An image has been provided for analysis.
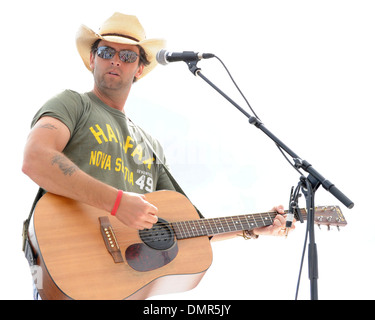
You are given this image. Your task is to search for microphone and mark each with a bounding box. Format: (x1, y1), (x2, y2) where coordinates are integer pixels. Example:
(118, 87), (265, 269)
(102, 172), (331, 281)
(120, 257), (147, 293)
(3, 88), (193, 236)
(156, 49), (215, 65)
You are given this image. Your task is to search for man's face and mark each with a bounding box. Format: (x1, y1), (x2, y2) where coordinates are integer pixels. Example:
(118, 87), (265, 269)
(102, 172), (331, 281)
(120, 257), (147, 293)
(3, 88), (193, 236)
(89, 40), (144, 93)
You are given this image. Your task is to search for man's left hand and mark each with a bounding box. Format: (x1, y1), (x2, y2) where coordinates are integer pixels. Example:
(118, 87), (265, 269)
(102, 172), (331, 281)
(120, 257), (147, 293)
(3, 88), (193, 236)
(253, 205), (296, 237)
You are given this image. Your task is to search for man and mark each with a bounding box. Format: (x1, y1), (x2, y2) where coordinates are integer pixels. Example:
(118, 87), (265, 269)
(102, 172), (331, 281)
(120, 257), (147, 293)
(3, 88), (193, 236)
(23, 13), (168, 231)
(22, 12), (294, 298)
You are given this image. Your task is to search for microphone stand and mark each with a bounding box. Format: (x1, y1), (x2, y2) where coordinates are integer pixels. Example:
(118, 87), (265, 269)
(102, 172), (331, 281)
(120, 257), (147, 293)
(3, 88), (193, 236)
(184, 60), (354, 300)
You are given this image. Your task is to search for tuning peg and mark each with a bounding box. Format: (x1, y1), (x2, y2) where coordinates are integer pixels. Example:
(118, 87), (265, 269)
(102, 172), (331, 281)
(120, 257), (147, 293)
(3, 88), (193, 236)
(327, 225), (331, 231)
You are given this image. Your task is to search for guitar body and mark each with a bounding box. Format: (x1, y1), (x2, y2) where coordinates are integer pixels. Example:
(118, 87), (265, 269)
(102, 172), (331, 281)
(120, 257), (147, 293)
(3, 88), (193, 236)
(28, 190), (213, 300)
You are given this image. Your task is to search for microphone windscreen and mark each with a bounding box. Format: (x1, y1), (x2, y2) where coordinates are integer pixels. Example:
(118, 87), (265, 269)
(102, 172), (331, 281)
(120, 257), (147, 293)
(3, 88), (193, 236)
(156, 49), (168, 65)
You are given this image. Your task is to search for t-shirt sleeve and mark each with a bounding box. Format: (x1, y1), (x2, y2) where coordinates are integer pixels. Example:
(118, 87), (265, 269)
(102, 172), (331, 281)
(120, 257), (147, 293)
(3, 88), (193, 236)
(31, 90), (85, 136)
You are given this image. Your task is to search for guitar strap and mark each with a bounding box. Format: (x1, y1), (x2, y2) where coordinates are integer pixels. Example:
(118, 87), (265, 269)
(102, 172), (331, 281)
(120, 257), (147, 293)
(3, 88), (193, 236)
(22, 187), (44, 265)
(134, 122), (204, 219)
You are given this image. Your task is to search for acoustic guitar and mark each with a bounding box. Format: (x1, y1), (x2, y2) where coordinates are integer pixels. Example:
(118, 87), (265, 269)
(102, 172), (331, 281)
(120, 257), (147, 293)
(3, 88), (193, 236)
(27, 190), (347, 300)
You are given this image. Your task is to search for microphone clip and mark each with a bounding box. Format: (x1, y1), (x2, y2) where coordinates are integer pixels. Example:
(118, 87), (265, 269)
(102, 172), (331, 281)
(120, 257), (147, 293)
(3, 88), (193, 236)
(288, 184), (304, 226)
(185, 59), (201, 76)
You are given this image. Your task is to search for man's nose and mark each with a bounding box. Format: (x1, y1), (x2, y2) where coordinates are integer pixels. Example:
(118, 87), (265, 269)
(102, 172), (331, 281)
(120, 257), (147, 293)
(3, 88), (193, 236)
(111, 53), (122, 67)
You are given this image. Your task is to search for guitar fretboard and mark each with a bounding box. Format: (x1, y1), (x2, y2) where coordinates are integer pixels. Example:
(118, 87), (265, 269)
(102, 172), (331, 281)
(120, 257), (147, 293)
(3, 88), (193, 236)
(171, 211), (288, 240)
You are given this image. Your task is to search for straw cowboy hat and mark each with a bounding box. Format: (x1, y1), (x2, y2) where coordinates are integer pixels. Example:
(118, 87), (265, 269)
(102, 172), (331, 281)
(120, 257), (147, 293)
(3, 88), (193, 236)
(76, 12), (166, 79)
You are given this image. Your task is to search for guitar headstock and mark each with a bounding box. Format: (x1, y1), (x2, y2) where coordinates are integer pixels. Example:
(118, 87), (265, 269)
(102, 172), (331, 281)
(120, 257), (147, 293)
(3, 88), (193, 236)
(295, 205), (347, 230)
(314, 205), (347, 230)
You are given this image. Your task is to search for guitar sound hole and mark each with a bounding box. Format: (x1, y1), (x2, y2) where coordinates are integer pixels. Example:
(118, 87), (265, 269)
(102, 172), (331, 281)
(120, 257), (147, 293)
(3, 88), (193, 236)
(139, 218), (175, 250)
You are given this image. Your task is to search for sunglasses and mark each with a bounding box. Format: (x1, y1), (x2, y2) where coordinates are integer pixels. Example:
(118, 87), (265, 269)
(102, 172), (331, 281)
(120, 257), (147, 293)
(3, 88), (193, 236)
(96, 46), (139, 63)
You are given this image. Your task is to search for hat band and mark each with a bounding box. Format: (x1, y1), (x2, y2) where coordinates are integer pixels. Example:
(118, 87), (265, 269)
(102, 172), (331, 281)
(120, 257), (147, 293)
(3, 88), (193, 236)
(101, 33), (140, 43)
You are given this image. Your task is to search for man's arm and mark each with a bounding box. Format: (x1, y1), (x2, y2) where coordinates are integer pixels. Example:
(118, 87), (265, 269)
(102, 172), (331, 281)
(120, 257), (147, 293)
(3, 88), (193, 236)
(22, 116), (158, 230)
(211, 205), (294, 242)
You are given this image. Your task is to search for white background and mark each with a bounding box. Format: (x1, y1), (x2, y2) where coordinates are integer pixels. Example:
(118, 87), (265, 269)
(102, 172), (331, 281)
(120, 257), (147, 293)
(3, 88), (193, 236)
(1, 0), (374, 300)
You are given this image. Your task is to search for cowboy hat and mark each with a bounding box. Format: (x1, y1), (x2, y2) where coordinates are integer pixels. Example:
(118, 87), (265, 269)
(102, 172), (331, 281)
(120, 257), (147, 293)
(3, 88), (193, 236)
(76, 12), (166, 79)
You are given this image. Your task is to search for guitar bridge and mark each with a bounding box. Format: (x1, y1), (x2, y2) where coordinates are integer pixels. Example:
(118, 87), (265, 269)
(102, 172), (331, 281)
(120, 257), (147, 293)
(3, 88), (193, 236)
(99, 216), (124, 263)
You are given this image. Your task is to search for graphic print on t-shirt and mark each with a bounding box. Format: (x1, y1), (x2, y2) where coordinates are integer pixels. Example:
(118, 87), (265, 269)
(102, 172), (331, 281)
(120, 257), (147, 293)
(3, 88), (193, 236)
(88, 122), (157, 193)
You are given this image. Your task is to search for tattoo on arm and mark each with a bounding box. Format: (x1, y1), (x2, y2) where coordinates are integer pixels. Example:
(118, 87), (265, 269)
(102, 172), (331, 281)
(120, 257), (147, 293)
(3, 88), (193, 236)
(51, 155), (78, 176)
(36, 123), (58, 130)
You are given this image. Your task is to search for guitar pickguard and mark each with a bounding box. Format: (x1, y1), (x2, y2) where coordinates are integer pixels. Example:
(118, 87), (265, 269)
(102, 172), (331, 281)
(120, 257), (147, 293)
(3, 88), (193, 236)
(125, 217), (178, 272)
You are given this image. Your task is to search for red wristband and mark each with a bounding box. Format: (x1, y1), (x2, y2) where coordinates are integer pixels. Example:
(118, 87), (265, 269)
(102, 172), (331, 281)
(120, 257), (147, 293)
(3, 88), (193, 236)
(111, 190), (123, 216)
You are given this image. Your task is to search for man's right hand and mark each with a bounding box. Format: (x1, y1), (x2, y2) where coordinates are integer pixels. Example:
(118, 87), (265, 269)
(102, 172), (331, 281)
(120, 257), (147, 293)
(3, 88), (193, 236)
(115, 192), (158, 230)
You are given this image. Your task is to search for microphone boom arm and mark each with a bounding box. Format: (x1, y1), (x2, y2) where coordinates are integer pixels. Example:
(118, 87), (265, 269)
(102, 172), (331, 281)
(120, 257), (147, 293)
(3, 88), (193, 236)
(186, 61), (354, 209)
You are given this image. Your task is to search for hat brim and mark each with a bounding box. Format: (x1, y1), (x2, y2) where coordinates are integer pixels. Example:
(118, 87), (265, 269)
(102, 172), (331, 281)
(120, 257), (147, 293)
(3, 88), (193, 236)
(76, 25), (166, 79)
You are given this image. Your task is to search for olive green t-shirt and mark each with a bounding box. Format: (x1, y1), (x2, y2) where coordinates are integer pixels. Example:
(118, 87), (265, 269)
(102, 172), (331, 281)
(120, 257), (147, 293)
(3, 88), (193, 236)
(31, 90), (175, 193)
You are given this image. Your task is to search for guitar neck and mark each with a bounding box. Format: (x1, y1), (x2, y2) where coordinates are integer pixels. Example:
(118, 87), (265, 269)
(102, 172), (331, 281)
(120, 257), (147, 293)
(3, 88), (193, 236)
(171, 209), (306, 240)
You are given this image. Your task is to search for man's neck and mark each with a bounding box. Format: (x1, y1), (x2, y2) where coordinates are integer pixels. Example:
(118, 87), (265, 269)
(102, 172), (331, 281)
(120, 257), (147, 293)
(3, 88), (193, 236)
(92, 87), (129, 112)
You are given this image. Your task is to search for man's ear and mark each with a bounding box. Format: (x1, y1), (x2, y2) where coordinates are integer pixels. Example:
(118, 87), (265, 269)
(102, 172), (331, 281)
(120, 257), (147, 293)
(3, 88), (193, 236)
(89, 52), (95, 71)
(135, 64), (145, 79)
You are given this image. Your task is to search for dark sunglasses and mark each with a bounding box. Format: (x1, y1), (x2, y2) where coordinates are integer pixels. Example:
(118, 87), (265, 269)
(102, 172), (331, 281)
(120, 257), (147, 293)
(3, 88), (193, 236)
(96, 46), (139, 63)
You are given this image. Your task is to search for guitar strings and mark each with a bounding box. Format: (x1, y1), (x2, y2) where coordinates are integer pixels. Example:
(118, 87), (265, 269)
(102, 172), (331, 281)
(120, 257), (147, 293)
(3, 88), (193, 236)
(111, 206), (343, 245)
(111, 211), (281, 234)
(112, 211), (303, 233)
(110, 208), (312, 236)
(104, 207), (334, 245)
(110, 211), (290, 244)
(109, 206), (327, 238)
